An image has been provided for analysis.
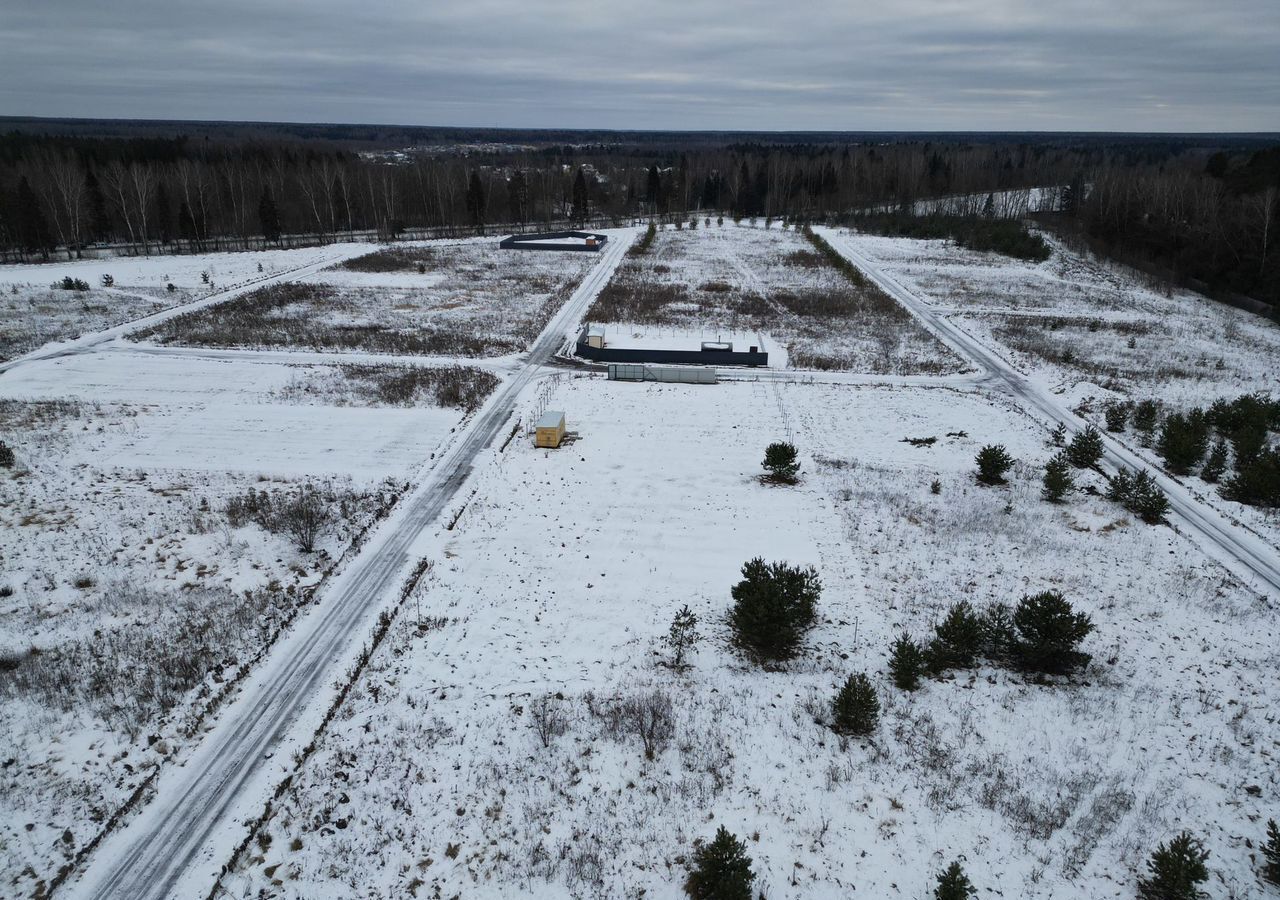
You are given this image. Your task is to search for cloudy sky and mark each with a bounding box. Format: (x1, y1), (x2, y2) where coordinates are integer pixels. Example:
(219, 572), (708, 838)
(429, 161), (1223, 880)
(2, 0), (1277, 131)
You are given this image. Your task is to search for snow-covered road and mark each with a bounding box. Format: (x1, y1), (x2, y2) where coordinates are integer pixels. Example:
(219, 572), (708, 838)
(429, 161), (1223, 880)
(64, 232), (636, 900)
(817, 226), (1280, 597)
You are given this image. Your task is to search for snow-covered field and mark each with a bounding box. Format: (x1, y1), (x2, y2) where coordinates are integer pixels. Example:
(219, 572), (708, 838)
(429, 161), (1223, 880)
(223, 377), (1279, 900)
(138, 240), (598, 358)
(849, 230), (1280, 406)
(0, 246), (359, 362)
(586, 225), (968, 374)
(1, 227), (1277, 900)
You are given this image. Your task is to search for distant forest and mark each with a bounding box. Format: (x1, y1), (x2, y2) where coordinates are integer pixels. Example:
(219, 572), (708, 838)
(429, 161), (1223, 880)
(0, 119), (1276, 309)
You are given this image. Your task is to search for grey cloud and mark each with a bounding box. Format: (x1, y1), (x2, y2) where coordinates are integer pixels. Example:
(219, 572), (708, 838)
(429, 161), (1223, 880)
(1, 0), (1276, 130)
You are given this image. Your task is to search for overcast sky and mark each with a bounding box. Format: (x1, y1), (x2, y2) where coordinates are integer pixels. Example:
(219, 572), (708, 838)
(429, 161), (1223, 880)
(2, 0), (1277, 132)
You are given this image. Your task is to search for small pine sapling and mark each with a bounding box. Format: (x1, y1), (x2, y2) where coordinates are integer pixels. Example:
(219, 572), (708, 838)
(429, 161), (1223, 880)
(888, 634), (924, 691)
(832, 673), (879, 735)
(1041, 452), (1075, 503)
(927, 600), (985, 671)
(1200, 441), (1228, 484)
(664, 604), (701, 670)
(1049, 421), (1067, 447)
(685, 826), (755, 900)
(1011, 591), (1094, 675)
(1104, 402), (1129, 432)
(1136, 831), (1209, 900)
(1262, 819), (1280, 886)
(762, 441), (800, 484)
(1066, 425), (1105, 468)
(975, 445), (1014, 486)
(934, 860), (978, 900)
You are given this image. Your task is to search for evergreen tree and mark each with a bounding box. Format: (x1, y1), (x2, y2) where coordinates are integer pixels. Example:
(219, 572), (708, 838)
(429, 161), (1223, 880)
(571, 168), (590, 226)
(1066, 425), (1105, 468)
(646, 165), (663, 211)
(1041, 452), (1075, 503)
(761, 441), (800, 484)
(664, 604), (701, 670)
(1104, 402), (1129, 432)
(1224, 448), (1280, 509)
(1136, 831), (1209, 900)
(258, 190), (282, 245)
(728, 558), (820, 665)
(1157, 411), (1210, 475)
(465, 171), (487, 235)
(934, 860), (978, 900)
(1262, 819), (1280, 886)
(975, 445), (1014, 485)
(685, 826), (755, 900)
(1132, 400), (1160, 442)
(888, 634), (924, 691)
(832, 673), (879, 735)
(927, 601), (985, 671)
(1011, 591), (1094, 675)
(1200, 441), (1228, 483)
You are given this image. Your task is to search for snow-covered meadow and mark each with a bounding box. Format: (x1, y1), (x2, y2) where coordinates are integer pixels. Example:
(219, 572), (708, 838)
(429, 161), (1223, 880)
(586, 224), (969, 374)
(224, 376), (1280, 900)
(0, 246), (359, 362)
(139, 240), (598, 358)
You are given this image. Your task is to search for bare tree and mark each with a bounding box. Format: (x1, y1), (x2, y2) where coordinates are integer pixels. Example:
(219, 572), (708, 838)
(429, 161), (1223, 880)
(281, 484), (329, 552)
(529, 694), (569, 748)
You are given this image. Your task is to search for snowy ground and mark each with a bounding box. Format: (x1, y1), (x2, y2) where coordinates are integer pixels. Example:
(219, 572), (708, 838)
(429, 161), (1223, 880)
(0, 246), (359, 362)
(138, 241), (598, 358)
(224, 377), (1279, 900)
(585, 225), (967, 374)
(848, 230), (1280, 406)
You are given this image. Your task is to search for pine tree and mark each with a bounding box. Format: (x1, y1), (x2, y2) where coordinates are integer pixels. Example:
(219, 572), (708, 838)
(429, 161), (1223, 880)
(1200, 441), (1228, 483)
(1132, 400), (1160, 442)
(1041, 452), (1074, 503)
(927, 601), (985, 671)
(832, 673), (879, 735)
(888, 634), (924, 691)
(685, 826), (755, 900)
(258, 190), (282, 245)
(975, 445), (1014, 486)
(934, 860), (978, 900)
(1157, 411), (1210, 475)
(1066, 425), (1105, 468)
(664, 605), (701, 670)
(571, 168), (590, 226)
(1262, 819), (1280, 886)
(1136, 831), (1209, 900)
(1011, 591), (1093, 675)
(761, 441), (800, 484)
(1104, 402), (1129, 432)
(728, 558), (820, 665)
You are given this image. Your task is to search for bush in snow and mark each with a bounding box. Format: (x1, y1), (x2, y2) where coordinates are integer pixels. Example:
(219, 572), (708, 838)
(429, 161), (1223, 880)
(280, 485), (330, 552)
(1049, 421), (1067, 447)
(1065, 425), (1104, 468)
(974, 444), (1013, 486)
(1010, 591), (1094, 676)
(888, 634), (924, 691)
(926, 600), (985, 672)
(685, 826), (755, 900)
(1263, 819), (1280, 885)
(1137, 831), (1209, 900)
(832, 673), (879, 735)
(980, 601), (1017, 663)
(761, 441), (800, 484)
(53, 276), (90, 291)
(1041, 452), (1074, 503)
(528, 694), (569, 748)
(934, 860), (978, 900)
(728, 558), (820, 665)
(663, 604), (701, 670)
(1104, 401), (1129, 432)
(0, 440), (14, 468)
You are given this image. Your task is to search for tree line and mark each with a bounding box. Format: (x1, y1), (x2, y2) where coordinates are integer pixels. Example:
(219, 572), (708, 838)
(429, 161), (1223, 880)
(1, 127), (1276, 315)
